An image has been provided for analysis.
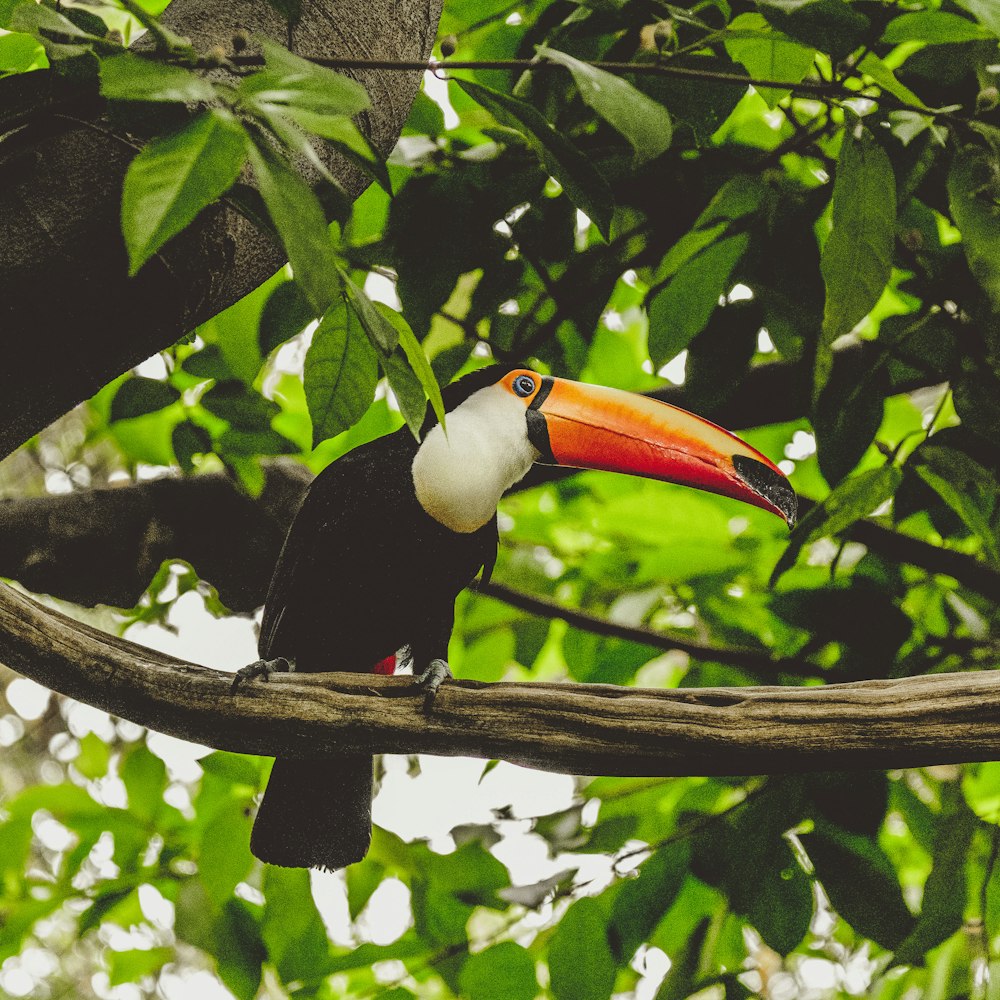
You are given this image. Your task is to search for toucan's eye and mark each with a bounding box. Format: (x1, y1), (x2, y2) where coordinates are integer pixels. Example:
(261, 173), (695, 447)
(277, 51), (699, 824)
(513, 375), (536, 397)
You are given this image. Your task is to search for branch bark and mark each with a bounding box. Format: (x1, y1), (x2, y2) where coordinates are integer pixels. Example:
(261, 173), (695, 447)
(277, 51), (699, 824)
(0, 0), (440, 460)
(2, 582), (999, 776)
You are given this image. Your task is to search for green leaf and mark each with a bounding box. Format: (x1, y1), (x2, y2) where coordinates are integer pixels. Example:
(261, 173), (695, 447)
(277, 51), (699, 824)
(214, 900), (266, 1000)
(914, 448), (999, 562)
(280, 108), (391, 192)
(609, 842), (690, 962)
(100, 52), (216, 103)
(455, 78), (613, 239)
(122, 109), (247, 274)
(882, 11), (991, 45)
(345, 860), (385, 920)
(262, 867), (330, 983)
(240, 40), (369, 118)
(376, 303), (445, 429)
(110, 377), (180, 421)
(199, 800), (254, 906)
(770, 464), (903, 583)
(108, 947), (174, 986)
(75, 732), (110, 779)
(805, 823), (915, 950)
(172, 421), (213, 472)
(723, 13), (816, 108)
(895, 799), (977, 965)
(953, 0), (1000, 36)
(538, 46), (671, 162)
(647, 233), (750, 365)
(383, 349), (428, 439)
(0, 32), (45, 74)
(259, 280), (316, 355)
(247, 140), (341, 315)
(304, 297), (379, 446)
(200, 380), (280, 429)
(121, 745), (166, 824)
(459, 942), (538, 1000)
(339, 270), (399, 355)
(857, 53), (929, 111)
(821, 119), (896, 346)
(549, 896), (616, 1000)
(948, 146), (1000, 312)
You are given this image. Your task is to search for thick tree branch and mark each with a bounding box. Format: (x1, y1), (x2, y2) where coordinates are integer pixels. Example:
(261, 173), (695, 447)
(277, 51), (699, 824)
(0, 0), (440, 460)
(2, 583), (999, 775)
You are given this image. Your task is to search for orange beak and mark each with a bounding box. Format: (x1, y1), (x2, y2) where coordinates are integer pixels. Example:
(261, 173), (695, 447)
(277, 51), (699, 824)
(526, 377), (796, 526)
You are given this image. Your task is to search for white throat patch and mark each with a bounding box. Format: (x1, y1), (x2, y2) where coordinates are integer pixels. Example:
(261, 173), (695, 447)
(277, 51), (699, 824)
(412, 383), (539, 533)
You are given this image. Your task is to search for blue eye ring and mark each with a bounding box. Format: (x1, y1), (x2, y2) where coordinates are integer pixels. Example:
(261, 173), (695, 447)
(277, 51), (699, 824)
(513, 374), (536, 397)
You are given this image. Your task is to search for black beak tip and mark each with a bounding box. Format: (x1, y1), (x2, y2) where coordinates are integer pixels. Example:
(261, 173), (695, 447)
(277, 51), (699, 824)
(732, 455), (798, 529)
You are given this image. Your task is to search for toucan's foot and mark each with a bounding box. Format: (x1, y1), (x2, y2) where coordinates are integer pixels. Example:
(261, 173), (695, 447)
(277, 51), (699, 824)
(231, 656), (293, 693)
(415, 658), (451, 710)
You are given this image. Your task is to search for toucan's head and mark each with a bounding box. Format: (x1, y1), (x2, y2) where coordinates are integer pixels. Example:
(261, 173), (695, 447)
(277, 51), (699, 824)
(411, 365), (797, 534)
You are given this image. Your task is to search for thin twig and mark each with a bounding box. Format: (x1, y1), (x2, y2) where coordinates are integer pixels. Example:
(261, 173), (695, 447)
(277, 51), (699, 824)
(477, 579), (831, 681)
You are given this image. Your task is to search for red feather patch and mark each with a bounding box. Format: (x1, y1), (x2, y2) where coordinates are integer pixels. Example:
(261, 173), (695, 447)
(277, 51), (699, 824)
(373, 654), (396, 675)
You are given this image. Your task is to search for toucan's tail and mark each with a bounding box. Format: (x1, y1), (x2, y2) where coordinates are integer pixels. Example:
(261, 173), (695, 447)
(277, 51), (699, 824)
(250, 754), (373, 871)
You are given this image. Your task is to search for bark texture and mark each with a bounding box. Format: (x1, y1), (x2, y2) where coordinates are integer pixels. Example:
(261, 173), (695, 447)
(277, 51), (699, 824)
(1, 582), (999, 776)
(0, 0), (441, 460)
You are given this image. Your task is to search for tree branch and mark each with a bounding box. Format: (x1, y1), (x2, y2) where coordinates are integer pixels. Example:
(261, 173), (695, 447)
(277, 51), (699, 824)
(477, 580), (827, 680)
(2, 582), (999, 776)
(0, 0), (441, 460)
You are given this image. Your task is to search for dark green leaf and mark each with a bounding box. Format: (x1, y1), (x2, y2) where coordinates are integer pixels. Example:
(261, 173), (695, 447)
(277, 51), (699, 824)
(247, 140), (340, 316)
(805, 823), (915, 950)
(724, 13), (816, 108)
(759, 0), (869, 61)
(110, 377), (180, 422)
(549, 896), (616, 1000)
(172, 421), (213, 472)
(304, 297), (379, 445)
(259, 280), (316, 355)
(821, 119), (896, 346)
(882, 12), (991, 45)
(948, 146), (1000, 311)
(100, 52), (216, 103)
(383, 349), (427, 438)
(913, 447), (999, 562)
(459, 941), (538, 1000)
(455, 78), (613, 239)
(609, 842), (690, 962)
(215, 900), (266, 1000)
(377, 303), (445, 428)
(771, 465), (903, 583)
(200, 380), (280, 429)
(647, 234), (749, 365)
(539, 46), (672, 162)
(813, 348), (888, 485)
(895, 799), (977, 964)
(122, 109), (247, 274)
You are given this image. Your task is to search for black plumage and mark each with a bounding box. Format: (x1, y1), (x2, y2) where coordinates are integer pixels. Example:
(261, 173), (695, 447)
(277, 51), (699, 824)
(249, 367), (505, 870)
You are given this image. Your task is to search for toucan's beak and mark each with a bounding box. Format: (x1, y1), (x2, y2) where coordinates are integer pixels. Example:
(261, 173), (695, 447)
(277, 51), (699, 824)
(525, 377), (797, 527)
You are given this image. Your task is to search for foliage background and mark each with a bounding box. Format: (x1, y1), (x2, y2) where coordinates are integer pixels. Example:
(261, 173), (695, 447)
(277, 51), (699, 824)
(0, 0), (999, 997)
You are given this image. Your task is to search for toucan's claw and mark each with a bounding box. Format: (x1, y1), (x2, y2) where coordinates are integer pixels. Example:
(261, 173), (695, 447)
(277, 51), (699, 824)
(415, 658), (451, 710)
(231, 656), (293, 693)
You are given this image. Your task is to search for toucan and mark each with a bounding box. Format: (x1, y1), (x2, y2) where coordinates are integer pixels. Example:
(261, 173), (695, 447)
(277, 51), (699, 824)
(232, 364), (796, 870)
